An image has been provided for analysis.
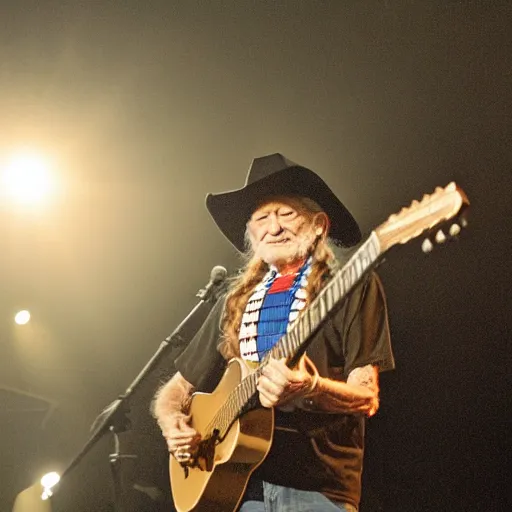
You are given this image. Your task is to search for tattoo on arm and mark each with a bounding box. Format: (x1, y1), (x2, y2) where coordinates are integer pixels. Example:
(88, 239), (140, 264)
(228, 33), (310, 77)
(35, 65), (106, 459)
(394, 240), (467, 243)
(347, 364), (380, 416)
(347, 364), (379, 392)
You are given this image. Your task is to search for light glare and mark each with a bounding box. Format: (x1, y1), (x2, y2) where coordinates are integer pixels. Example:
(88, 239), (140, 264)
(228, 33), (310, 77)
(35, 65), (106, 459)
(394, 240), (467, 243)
(2, 150), (55, 205)
(40, 472), (60, 489)
(15, 310), (31, 325)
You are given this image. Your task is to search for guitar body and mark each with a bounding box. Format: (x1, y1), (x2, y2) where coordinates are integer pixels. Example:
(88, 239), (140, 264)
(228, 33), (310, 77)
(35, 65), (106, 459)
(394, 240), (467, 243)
(170, 358), (274, 512)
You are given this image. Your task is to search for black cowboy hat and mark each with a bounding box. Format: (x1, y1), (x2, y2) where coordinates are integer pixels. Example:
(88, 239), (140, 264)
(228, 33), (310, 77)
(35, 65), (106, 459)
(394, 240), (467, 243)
(206, 153), (361, 252)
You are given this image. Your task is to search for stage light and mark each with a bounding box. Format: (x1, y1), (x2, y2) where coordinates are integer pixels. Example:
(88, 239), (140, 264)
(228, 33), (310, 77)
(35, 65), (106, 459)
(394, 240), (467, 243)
(15, 310), (31, 325)
(40, 471), (60, 500)
(1, 150), (55, 205)
(40, 472), (60, 489)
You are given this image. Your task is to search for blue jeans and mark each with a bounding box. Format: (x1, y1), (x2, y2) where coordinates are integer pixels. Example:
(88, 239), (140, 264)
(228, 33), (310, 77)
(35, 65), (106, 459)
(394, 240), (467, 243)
(238, 482), (358, 512)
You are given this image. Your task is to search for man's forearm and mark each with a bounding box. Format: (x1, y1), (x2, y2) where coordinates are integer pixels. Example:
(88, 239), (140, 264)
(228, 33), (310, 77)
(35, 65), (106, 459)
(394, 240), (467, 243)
(152, 372), (195, 431)
(305, 364), (380, 416)
(308, 377), (378, 415)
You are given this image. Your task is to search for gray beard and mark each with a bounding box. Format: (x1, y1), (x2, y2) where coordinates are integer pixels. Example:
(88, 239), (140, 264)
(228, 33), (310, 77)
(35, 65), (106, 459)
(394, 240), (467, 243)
(253, 229), (316, 267)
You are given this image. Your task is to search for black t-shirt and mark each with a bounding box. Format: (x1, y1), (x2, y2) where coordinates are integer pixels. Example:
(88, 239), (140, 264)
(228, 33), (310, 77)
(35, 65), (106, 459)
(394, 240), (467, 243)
(175, 271), (394, 507)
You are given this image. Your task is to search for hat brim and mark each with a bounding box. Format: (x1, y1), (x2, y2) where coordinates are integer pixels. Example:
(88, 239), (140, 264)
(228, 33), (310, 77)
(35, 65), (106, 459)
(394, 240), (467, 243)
(206, 166), (361, 252)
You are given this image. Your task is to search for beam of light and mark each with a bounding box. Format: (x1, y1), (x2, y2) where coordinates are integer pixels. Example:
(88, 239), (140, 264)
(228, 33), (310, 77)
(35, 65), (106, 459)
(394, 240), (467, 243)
(13, 482), (53, 510)
(15, 310), (31, 325)
(1, 149), (56, 206)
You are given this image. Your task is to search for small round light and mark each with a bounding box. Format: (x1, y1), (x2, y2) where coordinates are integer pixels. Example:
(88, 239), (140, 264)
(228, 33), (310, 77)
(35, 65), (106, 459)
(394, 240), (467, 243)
(40, 471), (60, 489)
(15, 310), (31, 325)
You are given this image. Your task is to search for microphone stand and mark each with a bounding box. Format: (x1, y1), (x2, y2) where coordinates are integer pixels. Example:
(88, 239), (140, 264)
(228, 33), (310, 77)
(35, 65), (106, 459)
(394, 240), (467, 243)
(53, 266), (228, 512)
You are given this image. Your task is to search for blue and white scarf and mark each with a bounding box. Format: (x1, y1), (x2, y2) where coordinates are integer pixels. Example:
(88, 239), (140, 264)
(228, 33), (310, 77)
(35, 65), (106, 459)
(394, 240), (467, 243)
(239, 258), (312, 362)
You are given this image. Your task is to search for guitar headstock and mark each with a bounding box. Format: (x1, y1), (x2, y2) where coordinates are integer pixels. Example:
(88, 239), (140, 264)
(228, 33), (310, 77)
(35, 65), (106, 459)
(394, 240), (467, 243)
(375, 182), (469, 253)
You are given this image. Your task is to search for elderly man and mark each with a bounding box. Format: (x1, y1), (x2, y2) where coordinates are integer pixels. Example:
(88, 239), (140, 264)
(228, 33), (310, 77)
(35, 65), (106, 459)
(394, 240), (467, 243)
(153, 153), (394, 512)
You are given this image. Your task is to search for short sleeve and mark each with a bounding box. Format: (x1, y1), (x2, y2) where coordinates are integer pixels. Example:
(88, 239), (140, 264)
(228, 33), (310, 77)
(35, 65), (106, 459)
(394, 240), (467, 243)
(339, 272), (395, 379)
(174, 296), (227, 392)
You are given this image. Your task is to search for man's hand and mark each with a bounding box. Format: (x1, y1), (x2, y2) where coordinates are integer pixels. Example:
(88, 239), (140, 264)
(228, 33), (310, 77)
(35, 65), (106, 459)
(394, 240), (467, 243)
(161, 413), (200, 463)
(257, 357), (315, 408)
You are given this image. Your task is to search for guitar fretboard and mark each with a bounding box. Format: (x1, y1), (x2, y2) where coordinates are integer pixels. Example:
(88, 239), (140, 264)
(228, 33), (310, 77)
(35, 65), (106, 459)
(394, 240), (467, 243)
(206, 232), (382, 439)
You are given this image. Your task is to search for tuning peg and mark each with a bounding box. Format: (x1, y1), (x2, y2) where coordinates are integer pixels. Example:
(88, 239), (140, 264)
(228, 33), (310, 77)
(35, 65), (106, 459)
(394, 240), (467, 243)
(460, 217), (468, 228)
(422, 238), (434, 253)
(435, 230), (447, 244)
(449, 223), (461, 237)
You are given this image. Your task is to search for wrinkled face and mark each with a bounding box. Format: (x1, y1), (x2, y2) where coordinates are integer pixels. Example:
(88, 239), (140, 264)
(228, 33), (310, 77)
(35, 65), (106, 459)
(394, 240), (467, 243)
(247, 197), (324, 267)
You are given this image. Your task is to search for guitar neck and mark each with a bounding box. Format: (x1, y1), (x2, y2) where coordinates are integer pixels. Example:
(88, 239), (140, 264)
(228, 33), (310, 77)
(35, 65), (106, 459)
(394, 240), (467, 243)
(269, 231), (382, 364)
(214, 232), (382, 439)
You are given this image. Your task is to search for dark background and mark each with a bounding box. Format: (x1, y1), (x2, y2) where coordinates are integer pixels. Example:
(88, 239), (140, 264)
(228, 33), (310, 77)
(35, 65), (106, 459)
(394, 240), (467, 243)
(1, 1), (510, 511)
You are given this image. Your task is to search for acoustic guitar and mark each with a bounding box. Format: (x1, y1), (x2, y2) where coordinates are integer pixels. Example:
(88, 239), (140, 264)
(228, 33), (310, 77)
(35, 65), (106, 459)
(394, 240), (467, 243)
(170, 183), (469, 512)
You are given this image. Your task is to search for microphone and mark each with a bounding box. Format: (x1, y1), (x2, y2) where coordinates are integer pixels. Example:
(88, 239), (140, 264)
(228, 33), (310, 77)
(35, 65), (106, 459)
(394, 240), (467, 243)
(210, 265), (228, 283)
(165, 265), (227, 345)
(196, 265), (228, 301)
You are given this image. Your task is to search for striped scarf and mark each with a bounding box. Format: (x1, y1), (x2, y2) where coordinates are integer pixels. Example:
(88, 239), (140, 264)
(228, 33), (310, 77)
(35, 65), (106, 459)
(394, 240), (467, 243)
(239, 258), (312, 362)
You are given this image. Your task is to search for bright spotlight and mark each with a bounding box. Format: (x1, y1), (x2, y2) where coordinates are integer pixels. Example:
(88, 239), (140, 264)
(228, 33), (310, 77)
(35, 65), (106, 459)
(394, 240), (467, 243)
(40, 471), (60, 501)
(2, 150), (55, 205)
(15, 310), (31, 325)
(40, 472), (60, 489)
